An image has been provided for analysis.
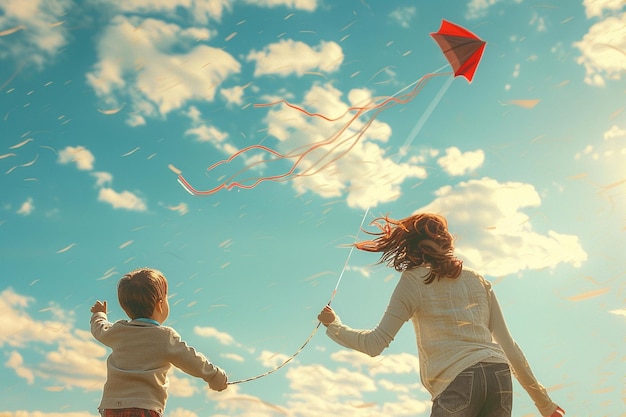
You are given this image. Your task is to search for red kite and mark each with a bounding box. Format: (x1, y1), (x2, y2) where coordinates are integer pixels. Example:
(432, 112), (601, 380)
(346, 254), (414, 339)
(431, 20), (486, 83)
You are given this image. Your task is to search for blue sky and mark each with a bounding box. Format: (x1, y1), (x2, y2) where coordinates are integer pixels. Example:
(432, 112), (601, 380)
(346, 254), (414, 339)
(1, 0), (624, 416)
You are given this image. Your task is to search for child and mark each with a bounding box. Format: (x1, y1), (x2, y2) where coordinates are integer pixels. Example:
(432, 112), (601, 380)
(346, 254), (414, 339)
(318, 213), (565, 417)
(91, 267), (228, 417)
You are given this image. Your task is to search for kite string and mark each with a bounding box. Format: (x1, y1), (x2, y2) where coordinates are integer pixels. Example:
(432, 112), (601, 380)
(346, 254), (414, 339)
(227, 73), (454, 385)
(399, 75), (453, 152)
(328, 207), (370, 305)
(328, 74), (454, 302)
(226, 322), (322, 385)
(226, 208), (370, 385)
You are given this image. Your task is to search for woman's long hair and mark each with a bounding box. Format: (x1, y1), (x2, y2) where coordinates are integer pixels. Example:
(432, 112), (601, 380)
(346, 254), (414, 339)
(355, 213), (462, 284)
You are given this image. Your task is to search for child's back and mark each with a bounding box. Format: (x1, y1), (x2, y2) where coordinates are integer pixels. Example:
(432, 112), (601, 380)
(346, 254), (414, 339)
(91, 268), (227, 416)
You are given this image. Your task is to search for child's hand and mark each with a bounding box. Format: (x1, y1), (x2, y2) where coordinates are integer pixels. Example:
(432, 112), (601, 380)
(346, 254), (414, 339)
(209, 368), (228, 391)
(317, 305), (336, 327)
(214, 376), (228, 391)
(91, 300), (107, 314)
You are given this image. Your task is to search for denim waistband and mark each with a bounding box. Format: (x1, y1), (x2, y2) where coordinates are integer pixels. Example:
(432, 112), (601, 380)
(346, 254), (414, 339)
(468, 361), (509, 369)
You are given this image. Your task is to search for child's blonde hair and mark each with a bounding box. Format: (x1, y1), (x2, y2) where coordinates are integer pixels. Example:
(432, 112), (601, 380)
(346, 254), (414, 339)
(118, 268), (168, 319)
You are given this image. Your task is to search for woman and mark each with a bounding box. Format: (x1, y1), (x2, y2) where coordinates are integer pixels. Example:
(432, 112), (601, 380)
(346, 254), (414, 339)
(318, 213), (564, 417)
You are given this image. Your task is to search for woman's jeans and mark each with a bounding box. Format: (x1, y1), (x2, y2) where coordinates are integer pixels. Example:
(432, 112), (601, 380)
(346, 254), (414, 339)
(431, 362), (512, 417)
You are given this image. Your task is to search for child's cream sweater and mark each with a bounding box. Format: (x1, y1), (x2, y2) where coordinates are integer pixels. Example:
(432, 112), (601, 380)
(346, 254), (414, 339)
(91, 313), (226, 414)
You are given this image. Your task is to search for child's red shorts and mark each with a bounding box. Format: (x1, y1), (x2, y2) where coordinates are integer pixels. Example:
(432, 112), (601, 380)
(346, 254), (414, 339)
(101, 408), (161, 417)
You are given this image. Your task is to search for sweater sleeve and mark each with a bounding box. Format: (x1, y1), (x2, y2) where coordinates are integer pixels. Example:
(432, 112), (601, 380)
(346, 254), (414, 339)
(488, 290), (558, 417)
(90, 312), (112, 343)
(325, 276), (414, 357)
(165, 329), (227, 390)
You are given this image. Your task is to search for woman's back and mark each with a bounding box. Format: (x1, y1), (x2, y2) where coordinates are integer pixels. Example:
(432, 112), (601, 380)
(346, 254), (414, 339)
(389, 267), (508, 397)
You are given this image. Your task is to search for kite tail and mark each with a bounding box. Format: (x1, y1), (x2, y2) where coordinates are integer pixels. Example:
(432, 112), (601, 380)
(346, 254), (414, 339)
(177, 71), (451, 196)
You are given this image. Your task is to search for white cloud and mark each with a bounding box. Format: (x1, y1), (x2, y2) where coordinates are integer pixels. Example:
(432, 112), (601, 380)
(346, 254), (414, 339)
(258, 350), (291, 368)
(206, 384), (290, 417)
(574, 144), (595, 160)
(367, 353), (421, 377)
(183, 107), (242, 156)
(168, 371), (199, 397)
(194, 326), (235, 345)
(40, 302), (76, 323)
(99, 0), (229, 26)
(16, 197), (34, 216)
(380, 394), (431, 416)
(5, 351), (35, 384)
(86, 15), (240, 122)
(331, 351), (420, 376)
(57, 146), (95, 171)
(97, 188), (147, 211)
(220, 352), (245, 362)
(346, 264), (374, 278)
(609, 309), (626, 317)
(465, 0), (503, 19)
(104, 0), (316, 27)
(42, 345), (109, 390)
(583, 0), (624, 18)
(247, 39), (343, 77)
(164, 202), (189, 216)
(283, 363), (431, 417)
(261, 82), (427, 208)
(575, 124), (626, 160)
(416, 177), (588, 277)
(573, 12), (626, 87)
(512, 63), (520, 78)
(56, 148), (147, 212)
(242, 0), (317, 12)
(0, 288), (107, 390)
(220, 85), (247, 106)
(168, 408), (200, 417)
(91, 171), (113, 187)
(185, 125), (229, 144)
(604, 124), (626, 140)
(0, 288), (53, 348)
(184, 106), (202, 123)
(330, 350), (384, 371)
(0, 0), (72, 68)
(529, 11), (547, 32)
(437, 147), (485, 176)
(389, 6), (416, 29)
(378, 379), (424, 394)
(187, 0), (232, 23)
(286, 364), (376, 400)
